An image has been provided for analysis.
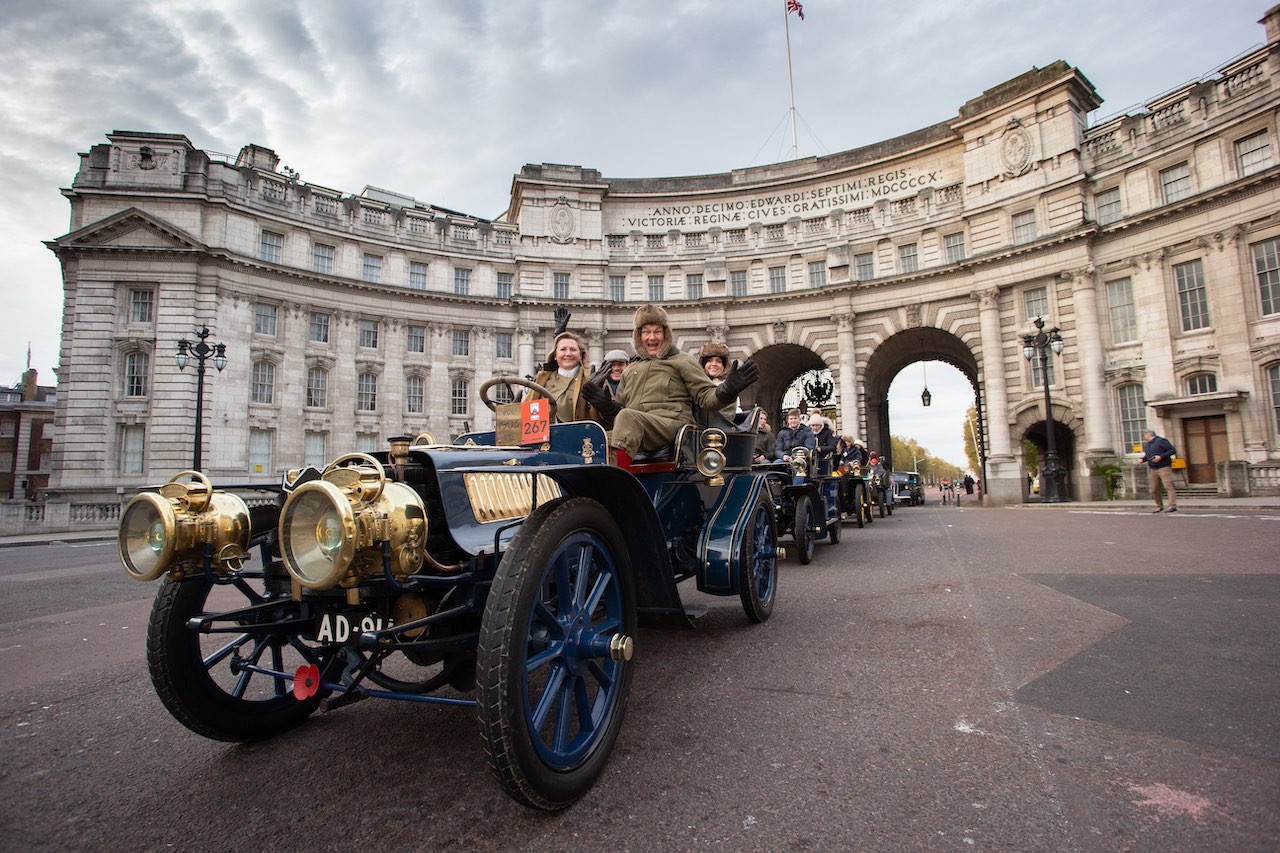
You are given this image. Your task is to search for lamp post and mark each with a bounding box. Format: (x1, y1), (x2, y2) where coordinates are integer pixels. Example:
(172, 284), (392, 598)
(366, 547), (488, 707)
(1021, 317), (1066, 502)
(176, 325), (227, 472)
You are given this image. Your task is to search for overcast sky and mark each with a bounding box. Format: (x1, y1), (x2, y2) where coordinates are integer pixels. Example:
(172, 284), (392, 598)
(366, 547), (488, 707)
(0, 0), (1262, 463)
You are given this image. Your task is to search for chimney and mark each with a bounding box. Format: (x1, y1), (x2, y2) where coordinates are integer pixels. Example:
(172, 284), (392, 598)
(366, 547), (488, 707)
(1262, 4), (1280, 45)
(21, 369), (37, 402)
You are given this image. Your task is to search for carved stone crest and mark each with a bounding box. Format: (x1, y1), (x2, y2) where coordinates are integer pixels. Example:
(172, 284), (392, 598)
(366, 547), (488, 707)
(999, 119), (1033, 177)
(549, 198), (575, 244)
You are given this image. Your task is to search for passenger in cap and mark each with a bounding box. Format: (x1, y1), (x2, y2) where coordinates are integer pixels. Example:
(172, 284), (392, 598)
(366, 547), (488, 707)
(600, 349), (630, 400)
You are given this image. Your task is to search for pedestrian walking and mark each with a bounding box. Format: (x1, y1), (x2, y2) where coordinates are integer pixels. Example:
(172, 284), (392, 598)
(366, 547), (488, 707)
(1140, 428), (1179, 513)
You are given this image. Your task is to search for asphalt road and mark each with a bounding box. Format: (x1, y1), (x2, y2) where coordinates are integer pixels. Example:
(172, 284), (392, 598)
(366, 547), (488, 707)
(1, 506), (1277, 851)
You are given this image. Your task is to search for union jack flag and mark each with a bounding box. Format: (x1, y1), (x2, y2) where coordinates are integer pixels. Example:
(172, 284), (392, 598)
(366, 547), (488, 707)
(786, 0), (804, 19)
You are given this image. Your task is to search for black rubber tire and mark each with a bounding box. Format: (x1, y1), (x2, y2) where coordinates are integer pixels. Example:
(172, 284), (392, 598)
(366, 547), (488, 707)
(793, 494), (815, 564)
(476, 497), (636, 811)
(877, 490), (887, 518)
(738, 495), (778, 623)
(851, 482), (865, 528)
(827, 517), (842, 544)
(147, 576), (322, 742)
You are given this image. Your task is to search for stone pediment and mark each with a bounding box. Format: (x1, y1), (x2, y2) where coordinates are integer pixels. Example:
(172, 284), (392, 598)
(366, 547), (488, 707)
(48, 207), (205, 254)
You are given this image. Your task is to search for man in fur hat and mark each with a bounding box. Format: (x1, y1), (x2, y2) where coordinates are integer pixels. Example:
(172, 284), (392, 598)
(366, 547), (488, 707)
(583, 305), (758, 465)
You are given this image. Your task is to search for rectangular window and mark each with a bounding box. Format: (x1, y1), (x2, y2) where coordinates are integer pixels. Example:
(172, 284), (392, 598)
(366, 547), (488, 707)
(259, 230), (283, 264)
(121, 425), (145, 474)
(251, 361), (274, 405)
(1270, 364), (1280, 438)
(362, 254), (382, 283)
(409, 261), (429, 291)
(730, 271), (748, 297)
(129, 289), (154, 324)
(898, 243), (918, 273)
(686, 274), (703, 301)
(554, 273), (570, 300)
(254, 303), (277, 336)
(943, 233), (966, 264)
(125, 352), (149, 397)
(1013, 210), (1037, 245)
(1095, 187), (1123, 225)
(1160, 163), (1192, 204)
(647, 275), (664, 302)
(1174, 259), (1210, 331)
(357, 373), (378, 412)
(769, 266), (786, 293)
(304, 431), (327, 469)
(1024, 286), (1049, 322)
(1031, 353), (1056, 389)
(1253, 237), (1280, 316)
(312, 243), (334, 275)
(306, 367), (327, 408)
(0, 421), (13, 437)
(808, 262), (826, 288)
(405, 375), (425, 414)
(356, 433), (380, 453)
(609, 275), (626, 302)
(497, 272), (514, 300)
(451, 377), (469, 415)
(1236, 130), (1272, 177)
(453, 268), (471, 296)
(309, 312), (330, 343)
(248, 428), (273, 474)
(359, 319), (379, 349)
(1117, 384), (1147, 448)
(496, 332), (513, 359)
(1106, 278), (1137, 344)
(406, 324), (426, 354)
(1186, 374), (1218, 395)
(452, 329), (470, 357)
(854, 253), (874, 281)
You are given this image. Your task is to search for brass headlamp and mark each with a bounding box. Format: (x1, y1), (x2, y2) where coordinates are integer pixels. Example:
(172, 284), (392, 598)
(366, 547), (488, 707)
(118, 470), (251, 581)
(695, 429), (728, 487)
(279, 453), (426, 590)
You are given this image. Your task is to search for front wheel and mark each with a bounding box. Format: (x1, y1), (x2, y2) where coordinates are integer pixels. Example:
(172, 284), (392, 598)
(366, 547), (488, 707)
(477, 497), (637, 811)
(792, 494), (815, 565)
(739, 495), (779, 623)
(849, 482), (866, 529)
(147, 574), (324, 742)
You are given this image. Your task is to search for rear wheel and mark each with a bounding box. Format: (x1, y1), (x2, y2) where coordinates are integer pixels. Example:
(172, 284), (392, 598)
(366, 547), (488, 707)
(850, 481), (865, 528)
(792, 494), (815, 564)
(477, 497), (636, 811)
(148, 574), (323, 742)
(738, 495), (778, 623)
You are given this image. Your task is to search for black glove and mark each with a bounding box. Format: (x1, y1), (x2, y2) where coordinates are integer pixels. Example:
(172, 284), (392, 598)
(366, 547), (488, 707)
(552, 306), (572, 335)
(716, 359), (759, 406)
(588, 362), (611, 385)
(581, 380), (620, 417)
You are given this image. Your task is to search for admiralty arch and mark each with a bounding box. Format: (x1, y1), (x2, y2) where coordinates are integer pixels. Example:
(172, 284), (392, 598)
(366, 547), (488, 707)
(47, 8), (1280, 506)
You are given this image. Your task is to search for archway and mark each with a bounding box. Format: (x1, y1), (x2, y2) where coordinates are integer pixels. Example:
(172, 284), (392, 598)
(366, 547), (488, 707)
(743, 343), (828, 423)
(861, 328), (983, 476)
(1014, 400), (1082, 501)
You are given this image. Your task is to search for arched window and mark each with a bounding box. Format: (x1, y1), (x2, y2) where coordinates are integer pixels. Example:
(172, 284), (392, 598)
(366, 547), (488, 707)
(451, 377), (469, 415)
(124, 351), (150, 397)
(1185, 373), (1218, 395)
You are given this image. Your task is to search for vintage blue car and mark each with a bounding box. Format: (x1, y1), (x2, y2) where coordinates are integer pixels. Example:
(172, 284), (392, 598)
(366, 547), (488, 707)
(758, 446), (845, 562)
(116, 377), (782, 810)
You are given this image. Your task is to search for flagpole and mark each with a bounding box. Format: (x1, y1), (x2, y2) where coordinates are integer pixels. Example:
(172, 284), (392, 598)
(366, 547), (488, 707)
(783, 1), (799, 159)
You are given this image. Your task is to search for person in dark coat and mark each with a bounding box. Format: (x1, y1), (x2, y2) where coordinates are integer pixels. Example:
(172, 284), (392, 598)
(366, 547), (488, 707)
(754, 411), (776, 463)
(808, 414), (837, 464)
(774, 409), (815, 463)
(1141, 428), (1179, 512)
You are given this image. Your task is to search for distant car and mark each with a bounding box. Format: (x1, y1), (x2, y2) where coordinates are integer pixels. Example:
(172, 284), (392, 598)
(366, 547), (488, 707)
(890, 471), (921, 506)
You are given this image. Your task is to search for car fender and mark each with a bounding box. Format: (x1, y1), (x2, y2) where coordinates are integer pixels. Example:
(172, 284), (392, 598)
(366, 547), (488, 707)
(696, 474), (771, 595)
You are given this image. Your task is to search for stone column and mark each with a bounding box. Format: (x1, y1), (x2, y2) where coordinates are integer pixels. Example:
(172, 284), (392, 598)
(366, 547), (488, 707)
(974, 286), (1019, 505)
(834, 313), (859, 437)
(1069, 267), (1114, 454)
(584, 329), (606, 372)
(427, 322), (451, 440)
(516, 325), (539, 383)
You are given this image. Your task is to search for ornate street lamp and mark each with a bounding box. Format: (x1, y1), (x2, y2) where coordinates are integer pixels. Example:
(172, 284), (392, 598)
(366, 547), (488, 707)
(1021, 317), (1066, 502)
(176, 325), (228, 471)
(920, 360), (931, 407)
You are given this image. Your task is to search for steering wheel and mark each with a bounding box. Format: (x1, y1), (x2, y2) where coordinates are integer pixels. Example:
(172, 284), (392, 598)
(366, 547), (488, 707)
(478, 375), (558, 419)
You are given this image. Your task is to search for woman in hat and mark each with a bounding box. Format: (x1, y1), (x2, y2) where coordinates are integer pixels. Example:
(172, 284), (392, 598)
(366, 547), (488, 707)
(527, 330), (597, 423)
(698, 340), (740, 418)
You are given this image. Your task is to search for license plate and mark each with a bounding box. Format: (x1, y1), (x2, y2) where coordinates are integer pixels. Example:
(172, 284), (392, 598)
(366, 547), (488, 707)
(315, 610), (393, 643)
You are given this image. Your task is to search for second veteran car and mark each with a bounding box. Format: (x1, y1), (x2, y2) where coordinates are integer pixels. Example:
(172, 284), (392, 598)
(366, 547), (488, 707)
(117, 377), (786, 811)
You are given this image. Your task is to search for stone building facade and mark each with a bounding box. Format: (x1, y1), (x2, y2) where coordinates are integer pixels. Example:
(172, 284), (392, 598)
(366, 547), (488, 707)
(47, 8), (1280, 505)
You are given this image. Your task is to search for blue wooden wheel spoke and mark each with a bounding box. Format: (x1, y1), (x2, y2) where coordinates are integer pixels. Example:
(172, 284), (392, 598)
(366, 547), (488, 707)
(530, 662), (568, 731)
(202, 631), (253, 670)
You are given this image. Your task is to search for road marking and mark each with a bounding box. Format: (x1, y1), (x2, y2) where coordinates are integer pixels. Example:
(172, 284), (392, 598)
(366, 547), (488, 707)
(1066, 510), (1280, 520)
